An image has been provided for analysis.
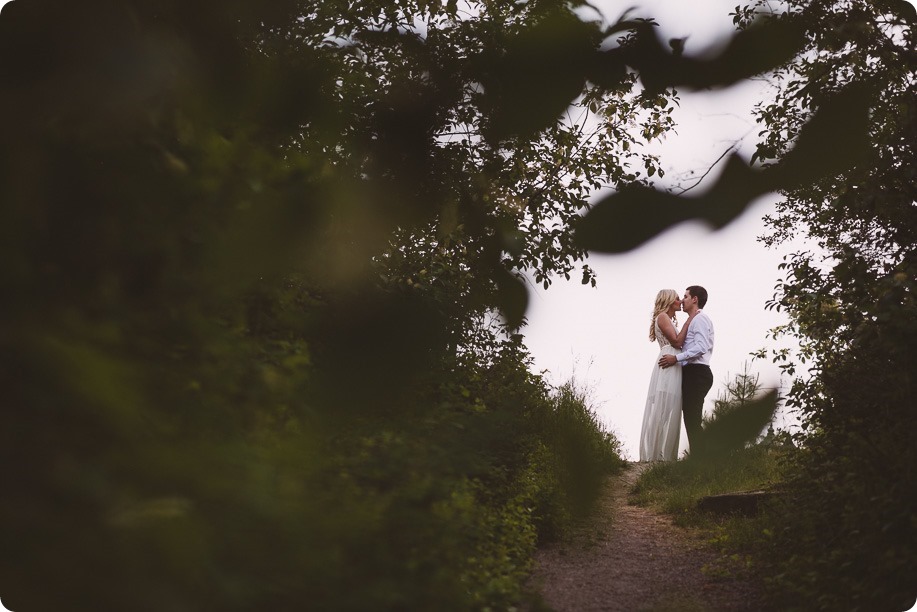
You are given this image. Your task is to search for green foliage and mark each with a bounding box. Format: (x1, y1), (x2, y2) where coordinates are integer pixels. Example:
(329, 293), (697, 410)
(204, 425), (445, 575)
(529, 381), (626, 540)
(0, 0), (878, 609)
(547, 382), (625, 482)
(701, 364), (778, 459)
(705, 362), (764, 427)
(739, 1), (917, 609)
(3, 260), (623, 610)
(277, 0), (686, 324)
(315, 335), (624, 609)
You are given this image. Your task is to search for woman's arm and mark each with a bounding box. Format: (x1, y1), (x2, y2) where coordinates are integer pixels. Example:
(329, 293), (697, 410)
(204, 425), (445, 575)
(673, 312), (696, 349)
(657, 312), (694, 349)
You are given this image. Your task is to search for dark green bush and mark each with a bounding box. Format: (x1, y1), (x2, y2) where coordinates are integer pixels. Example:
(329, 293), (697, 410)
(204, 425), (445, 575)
(757, 322), (917, 612)
(1, 265), (623, 610)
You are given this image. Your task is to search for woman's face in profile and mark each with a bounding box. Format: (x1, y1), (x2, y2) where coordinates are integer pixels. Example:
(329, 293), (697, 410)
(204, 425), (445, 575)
(668, 297), (681, 315)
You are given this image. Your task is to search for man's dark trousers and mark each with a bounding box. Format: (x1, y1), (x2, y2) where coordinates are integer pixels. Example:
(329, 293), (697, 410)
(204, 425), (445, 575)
(682, 363), (713, 457)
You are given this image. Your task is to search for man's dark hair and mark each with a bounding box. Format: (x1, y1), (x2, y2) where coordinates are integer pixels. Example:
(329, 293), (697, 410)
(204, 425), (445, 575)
(687, 285), (708, 308)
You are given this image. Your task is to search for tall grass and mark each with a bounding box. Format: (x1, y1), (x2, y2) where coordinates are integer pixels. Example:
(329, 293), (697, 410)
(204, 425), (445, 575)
(547, 381), (625, 502)
(527, 379), (626, 542)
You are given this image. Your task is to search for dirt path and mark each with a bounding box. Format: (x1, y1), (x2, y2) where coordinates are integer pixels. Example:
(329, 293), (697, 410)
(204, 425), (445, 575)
(528, 462), (761, 611)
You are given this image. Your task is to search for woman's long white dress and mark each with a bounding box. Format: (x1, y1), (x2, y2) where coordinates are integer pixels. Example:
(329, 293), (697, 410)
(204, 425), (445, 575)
(639, 320), (683, 462)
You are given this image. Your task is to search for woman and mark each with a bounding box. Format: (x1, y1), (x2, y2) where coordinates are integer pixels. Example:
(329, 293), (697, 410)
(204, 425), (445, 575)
(639, 289), (695, 462)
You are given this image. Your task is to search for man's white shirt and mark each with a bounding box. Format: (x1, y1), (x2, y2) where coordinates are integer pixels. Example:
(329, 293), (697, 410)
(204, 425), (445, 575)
(676, 310), (714, 366)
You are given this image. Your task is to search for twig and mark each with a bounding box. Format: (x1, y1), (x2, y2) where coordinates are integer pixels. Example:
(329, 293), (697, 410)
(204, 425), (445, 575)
(671, 144), (737, 195)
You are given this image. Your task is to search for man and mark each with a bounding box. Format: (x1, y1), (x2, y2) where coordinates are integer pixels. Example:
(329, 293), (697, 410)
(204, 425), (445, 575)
(658, 285), (714, 458)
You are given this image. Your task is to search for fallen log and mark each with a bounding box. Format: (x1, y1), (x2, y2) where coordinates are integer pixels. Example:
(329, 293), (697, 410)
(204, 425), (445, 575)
(697, 490), (779, 516)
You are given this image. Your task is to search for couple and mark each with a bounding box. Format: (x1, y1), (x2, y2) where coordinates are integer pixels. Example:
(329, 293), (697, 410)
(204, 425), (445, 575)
(639, 286), (715, 462)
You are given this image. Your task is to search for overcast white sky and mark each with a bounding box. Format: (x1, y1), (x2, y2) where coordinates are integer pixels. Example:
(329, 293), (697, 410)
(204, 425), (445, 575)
(523, 1), (806, 459)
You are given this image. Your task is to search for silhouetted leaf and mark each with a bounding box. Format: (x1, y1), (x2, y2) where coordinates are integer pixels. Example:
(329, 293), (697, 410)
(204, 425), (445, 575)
(494, 268), (528, 330)
(239, 54), (329, 137)
(702, 390), (778, 459)
(765, 85), (872, 189)
(577, 84), (874, 254)
(576, 154), (765, 253)
(622, 18), (806, 94)
(575, 186), (693, 253)
(691, 18), (807, 87)
(481, 11), (597, 139)
(700, 153), (770, 224)
(585, 47), (628, 89)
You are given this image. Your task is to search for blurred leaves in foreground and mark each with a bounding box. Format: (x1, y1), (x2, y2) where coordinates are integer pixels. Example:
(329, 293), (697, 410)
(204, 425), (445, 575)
(576, 86), (872, 254)
(0, 0), (887, 608)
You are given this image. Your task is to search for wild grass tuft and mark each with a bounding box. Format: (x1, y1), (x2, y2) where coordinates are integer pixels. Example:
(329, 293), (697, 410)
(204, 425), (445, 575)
(629, 435), (794, 594)
(631, 440), (788, 529)
(529, 378), (626, 542)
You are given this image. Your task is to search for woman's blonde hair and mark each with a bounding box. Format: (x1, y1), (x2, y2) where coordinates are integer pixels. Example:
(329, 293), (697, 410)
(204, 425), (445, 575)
(649, 289), (679, 341)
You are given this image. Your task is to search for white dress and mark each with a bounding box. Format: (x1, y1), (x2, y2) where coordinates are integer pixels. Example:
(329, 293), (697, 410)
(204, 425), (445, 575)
(639, 320), (682, 461)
